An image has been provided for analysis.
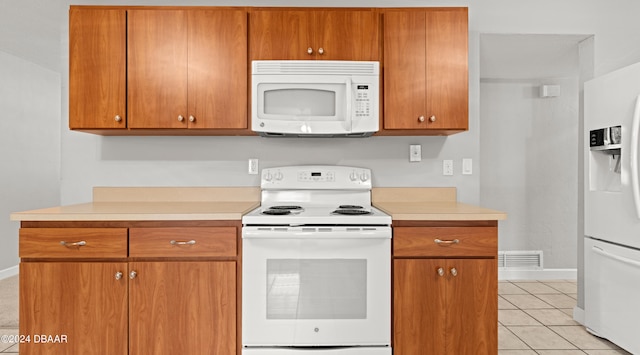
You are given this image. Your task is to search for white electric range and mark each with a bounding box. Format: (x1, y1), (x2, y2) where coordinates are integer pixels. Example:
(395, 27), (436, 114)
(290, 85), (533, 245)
(242, 165), (392, 355)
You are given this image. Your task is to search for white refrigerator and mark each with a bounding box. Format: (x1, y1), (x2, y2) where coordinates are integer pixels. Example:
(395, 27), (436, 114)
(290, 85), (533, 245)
(584, 62), (640, 354)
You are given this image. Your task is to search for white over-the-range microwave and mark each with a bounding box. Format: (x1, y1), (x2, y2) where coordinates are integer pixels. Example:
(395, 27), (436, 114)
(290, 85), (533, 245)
(251, 60), (380, 137)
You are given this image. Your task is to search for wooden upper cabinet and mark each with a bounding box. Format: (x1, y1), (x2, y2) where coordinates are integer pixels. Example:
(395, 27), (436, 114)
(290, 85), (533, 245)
(249, 10), (313, 60)
(317, 10), (380, 61)
(69, 8), (126, 130)
(249, 9), (379, 61)
(188, 10), (248, 129)
(382, 8), (468, 134)
(127, 9), (247, 130)
(128, 10), (188, 129)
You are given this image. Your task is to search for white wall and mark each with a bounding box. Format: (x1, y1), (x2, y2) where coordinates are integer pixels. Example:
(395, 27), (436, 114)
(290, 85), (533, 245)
(0, 51), (61, 274)
(480, 77), (580, 269)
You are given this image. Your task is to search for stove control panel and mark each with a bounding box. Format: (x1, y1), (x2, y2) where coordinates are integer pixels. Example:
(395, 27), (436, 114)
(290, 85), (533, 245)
(298, 170), (336, 182)
(261, 166), (372, 189)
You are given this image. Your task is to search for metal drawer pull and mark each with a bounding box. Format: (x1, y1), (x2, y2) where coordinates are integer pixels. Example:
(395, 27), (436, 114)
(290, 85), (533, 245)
(115, 272), (123, 280)
(437, 267), (445, 276)
(434, 238), (460, 245)
(450, 268), (458, 277)
(170, 240), (196, 246)
(60, 240), (87, 247)
(129, 271), (137, 280)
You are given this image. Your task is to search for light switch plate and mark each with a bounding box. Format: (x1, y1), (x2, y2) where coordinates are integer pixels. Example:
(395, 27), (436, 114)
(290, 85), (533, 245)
(462, 158), (472, 175)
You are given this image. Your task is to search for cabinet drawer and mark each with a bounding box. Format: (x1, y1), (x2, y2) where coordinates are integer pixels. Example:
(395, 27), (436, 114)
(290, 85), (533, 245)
(19, 228), (128, 258)
(393, 227), (497, 257)
(129, 227), (237, 257)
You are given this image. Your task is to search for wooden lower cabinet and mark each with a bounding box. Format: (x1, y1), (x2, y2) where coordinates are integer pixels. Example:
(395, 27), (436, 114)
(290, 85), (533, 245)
(392, 224), (498, 355)
(129, 261), (235, 355)
(18, 223), (240, 355)
(19, 262), (128, 355)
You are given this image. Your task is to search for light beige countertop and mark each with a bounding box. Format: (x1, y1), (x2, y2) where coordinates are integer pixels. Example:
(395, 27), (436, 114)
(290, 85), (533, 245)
(10, 187), (261, 221)
(372, 187), (507, 221)
(11, 187), (506, 222)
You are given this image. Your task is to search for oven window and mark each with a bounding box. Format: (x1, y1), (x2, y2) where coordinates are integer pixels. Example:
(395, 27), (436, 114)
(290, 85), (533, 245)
(263, 89), (336, 118)
(266, 259), (367, 319)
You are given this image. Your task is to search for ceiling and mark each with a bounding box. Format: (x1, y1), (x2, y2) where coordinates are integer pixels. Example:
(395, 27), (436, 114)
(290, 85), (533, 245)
(480, 34), (592, 80)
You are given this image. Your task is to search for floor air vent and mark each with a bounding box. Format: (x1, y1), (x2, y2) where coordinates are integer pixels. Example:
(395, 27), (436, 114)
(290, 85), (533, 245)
(498, 251), (543, 269)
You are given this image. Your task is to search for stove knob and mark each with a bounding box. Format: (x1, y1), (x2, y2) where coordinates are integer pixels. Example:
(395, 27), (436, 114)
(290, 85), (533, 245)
(275, 171), (284, 181)
(359, 172), (370, 182)
(264, 172), (273, 181)
(349, 171), (359, 181)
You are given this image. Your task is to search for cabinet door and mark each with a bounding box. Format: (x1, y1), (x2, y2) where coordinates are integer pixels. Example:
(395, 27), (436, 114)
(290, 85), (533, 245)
(383, 11), (427, 130)
(249, 10), (314, 60)
(129, 261), (236, 355)
(69, 8), (126, 129)
(424, 9), (468, 130)
(316, 10), (379, 61)
(128, 10), (188, 129)
(19, 262), (128, 355)
(383, 8), (468, 132)
(446, 258), (497, 354)
(188, 10), (247, 129)
(394, 259), (446, 354)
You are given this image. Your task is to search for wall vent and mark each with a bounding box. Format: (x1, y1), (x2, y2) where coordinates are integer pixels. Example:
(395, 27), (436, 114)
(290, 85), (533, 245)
(498, 251), (543, 269)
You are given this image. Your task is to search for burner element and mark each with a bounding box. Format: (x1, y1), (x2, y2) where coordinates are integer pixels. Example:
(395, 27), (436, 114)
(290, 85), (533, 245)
(269, 205), (303, 210)
(332, 209), (372, 215)
(262, 209), (291, 215)
(338, 205), (364, 209)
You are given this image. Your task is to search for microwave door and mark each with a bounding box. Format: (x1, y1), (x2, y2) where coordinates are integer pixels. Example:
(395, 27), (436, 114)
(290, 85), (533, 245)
(253, 79), (350, 135)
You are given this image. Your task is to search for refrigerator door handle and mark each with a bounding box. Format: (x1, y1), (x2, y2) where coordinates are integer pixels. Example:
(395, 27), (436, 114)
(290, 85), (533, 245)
(631, 94), (640, 219)
(593, 246), (640, 269)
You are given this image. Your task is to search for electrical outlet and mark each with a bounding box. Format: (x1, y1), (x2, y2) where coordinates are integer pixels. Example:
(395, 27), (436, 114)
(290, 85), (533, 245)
(443, 160), (454, 176)
(248, 159), (259, 175)
(409, 145), (422, 162)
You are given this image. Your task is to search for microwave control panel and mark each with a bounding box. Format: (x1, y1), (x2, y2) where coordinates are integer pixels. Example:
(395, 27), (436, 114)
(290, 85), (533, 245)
(355, 85), (372, 118)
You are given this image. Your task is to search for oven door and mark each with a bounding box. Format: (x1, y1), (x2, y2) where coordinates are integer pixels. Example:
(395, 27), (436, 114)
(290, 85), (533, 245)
(242, 226), (391, 347)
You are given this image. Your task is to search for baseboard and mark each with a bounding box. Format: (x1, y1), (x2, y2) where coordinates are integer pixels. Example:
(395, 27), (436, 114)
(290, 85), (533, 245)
(0, 265), (18, 280)
(499, 268), (577, 280)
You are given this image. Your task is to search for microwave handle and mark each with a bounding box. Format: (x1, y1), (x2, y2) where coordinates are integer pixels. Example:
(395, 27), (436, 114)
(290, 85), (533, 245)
(345, 78), (353, 128)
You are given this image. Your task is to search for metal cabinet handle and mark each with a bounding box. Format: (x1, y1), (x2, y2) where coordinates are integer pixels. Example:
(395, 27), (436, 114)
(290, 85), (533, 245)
(170, 240), (196, 246)
(429, 115), (436, 122)
(129, 271), (137, 280)
(188, 115), (196, 122)
(307, 47), (314, 55)
(437, 267), (444, 277)
(178, 115), (185, 122)
(434, 239), (460, 245)
(450, 268), (458, 277)
(115, 272), (123, 280)
(318, 47), (324, 55)
(60, 240), (86, 247)
(418, 115), (425, 122)
(114, 115), (122, 122)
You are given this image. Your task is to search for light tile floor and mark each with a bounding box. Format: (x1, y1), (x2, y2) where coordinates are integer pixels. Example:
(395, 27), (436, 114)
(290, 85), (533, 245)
(0, 276), (634, 354)
(499, 280), (631, 354)
(0, 275), (18, 354)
